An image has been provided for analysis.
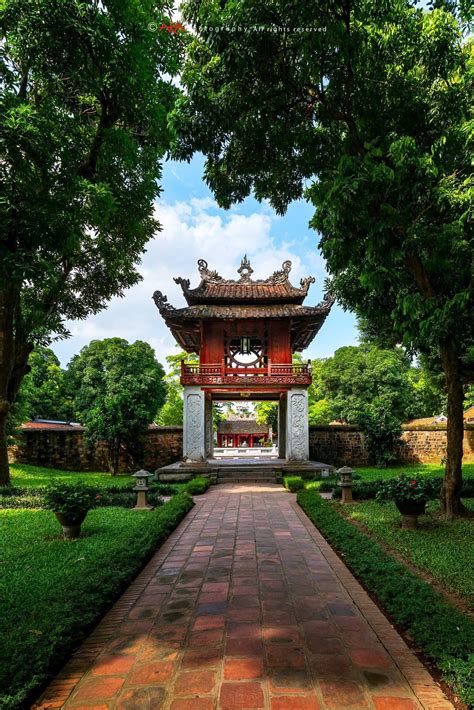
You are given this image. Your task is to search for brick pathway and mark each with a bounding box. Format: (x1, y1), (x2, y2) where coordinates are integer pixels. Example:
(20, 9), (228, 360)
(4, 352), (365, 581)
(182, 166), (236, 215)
(36, 484), (453, 710)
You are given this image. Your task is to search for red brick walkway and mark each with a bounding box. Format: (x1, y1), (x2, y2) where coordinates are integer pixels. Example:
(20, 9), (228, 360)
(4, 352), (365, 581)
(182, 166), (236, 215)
(36, 484), (453, 710)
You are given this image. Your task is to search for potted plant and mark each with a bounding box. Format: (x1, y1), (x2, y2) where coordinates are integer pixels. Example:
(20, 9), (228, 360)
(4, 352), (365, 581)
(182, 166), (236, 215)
(375, 474), (437, 529)
(43, 481), (100, 540)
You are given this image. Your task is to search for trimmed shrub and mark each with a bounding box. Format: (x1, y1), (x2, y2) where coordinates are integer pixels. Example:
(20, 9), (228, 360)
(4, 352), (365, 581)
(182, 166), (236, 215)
(284, 476), (305, 492)
(297, 489), (474, 705)
(185, 476), (211, 495)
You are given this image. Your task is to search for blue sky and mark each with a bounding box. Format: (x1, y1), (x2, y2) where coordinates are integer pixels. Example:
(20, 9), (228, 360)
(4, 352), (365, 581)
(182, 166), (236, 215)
(53, 154), (358, 368)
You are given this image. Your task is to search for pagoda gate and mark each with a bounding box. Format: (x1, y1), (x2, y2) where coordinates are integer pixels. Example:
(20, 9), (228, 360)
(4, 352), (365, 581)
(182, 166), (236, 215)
(153, 257), (333, 464)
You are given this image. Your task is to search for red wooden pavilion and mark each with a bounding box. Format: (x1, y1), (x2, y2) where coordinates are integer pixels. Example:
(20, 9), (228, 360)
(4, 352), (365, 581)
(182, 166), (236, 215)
(154, 256), (333, 462)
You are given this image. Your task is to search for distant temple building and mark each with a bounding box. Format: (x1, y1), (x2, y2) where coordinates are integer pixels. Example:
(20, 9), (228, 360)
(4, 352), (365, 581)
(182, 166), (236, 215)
(217, 416), (272, 448)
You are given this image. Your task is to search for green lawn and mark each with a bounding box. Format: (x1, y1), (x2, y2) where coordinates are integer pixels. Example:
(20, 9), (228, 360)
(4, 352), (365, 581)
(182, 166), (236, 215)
(305, 462), (474, 490)
(8, 463), (134, 488)
(342, 498), (474, 608)
(0, 495), (193, 709)
(354, 462), (474, 481)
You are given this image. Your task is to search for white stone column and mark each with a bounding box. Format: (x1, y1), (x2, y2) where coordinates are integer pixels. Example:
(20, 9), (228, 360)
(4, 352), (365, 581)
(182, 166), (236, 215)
(286, 388), (309, 461)
(278, 395), (287, 459)
(183, 386), (206, 462)
(205, 396), (214, 459)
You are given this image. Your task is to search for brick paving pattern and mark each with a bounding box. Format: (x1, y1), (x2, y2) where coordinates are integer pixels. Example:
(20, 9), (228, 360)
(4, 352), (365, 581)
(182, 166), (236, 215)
(35, 484), (453, 709)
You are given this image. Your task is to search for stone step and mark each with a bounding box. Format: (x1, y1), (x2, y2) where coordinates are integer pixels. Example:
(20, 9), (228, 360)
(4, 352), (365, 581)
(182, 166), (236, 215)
(217, 476), (278, 485)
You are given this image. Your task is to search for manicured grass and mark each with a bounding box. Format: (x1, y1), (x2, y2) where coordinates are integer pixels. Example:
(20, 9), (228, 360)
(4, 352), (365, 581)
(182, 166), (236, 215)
(344, 499), (474, 608)
(0, 493), (194, 709)
(353, 462), (474, 482)
(8, 463), (134, 488)
(297, 489), (474, 706)
(306, 462), (474, 489)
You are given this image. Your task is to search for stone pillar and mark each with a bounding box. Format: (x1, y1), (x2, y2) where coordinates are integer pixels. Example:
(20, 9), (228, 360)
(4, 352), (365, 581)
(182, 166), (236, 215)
(183, 386), (206, 462)
(286, 388), (309, 461)
(278, 395), (287, 459)
(205, 396), (214, 459)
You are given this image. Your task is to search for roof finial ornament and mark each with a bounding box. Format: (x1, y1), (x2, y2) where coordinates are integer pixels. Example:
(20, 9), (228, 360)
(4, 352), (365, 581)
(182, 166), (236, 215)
(238, 255), (254, 283)
(152, 291), (175, 312)
(197, 258), (224, 283)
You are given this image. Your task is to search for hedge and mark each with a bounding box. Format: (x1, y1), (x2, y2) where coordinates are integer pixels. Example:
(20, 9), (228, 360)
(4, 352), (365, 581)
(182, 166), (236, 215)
(297, 489), (474, 705)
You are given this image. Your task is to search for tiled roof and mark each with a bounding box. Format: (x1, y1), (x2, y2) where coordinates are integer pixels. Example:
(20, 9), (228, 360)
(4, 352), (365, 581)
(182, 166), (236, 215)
(154, 298), (335, 353)
(183, 281), (308, 304)
(217, 419), (269, 434)
(158, 302), (332, 320)
(173, 257), (315, 305)
(21, 421), (85, 431)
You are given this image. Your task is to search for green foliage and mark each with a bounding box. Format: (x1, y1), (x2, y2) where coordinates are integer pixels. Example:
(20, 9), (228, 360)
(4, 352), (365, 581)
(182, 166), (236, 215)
(375, 473), (439, 504)
(297, 490), (474, 704)
(0, 493), (194, 709)
(157, 351), (197, 426)
(185, 476), (211, 495)
(313, 345), (418, 464)
(19, 347), (72, 421)
(67, 339), (166, 474)
(172, 0), (473, 506)
(345, 499), (474, 608)
(255, 401), (278, 430)
(308, 398), (335, 426)
(42, 480), (99, 518)
(0, 0), (184, 484)
(283, 475), (305, 492)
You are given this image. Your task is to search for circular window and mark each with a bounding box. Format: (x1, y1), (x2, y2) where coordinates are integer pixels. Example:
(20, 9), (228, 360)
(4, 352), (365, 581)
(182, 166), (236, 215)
(227, 337), (265, 368)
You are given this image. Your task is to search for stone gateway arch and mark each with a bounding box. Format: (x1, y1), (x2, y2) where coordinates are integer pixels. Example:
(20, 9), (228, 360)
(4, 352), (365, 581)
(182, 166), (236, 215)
(154, 256), (334, 466)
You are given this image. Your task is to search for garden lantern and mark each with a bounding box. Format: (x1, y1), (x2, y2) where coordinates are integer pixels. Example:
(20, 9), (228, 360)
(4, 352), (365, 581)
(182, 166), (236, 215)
(337, 466), (354, 504)
(132, 470), (154, 510)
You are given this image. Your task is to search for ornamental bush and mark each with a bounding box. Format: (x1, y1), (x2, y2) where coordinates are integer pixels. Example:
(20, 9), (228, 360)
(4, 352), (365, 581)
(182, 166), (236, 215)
(42, 481), (99, 518)
(375, 474), (439, 505)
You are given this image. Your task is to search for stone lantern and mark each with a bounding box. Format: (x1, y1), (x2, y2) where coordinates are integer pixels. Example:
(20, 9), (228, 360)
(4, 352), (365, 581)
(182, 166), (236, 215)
(132, 470), (154, 510)
(337, 466), (354, 504)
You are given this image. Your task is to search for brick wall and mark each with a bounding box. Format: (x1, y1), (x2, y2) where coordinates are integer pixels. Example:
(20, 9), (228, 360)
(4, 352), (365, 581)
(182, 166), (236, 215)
(309, 424), (474, 466)
(12, 426), (183, 473)
(11, 423), (474, 471)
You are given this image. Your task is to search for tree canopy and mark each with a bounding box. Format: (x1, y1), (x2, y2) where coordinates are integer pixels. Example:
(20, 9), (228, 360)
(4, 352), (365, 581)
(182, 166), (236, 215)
(0, 0), (184, 483)
(67, 338), (166, 474)
(172, 0), (473, 516)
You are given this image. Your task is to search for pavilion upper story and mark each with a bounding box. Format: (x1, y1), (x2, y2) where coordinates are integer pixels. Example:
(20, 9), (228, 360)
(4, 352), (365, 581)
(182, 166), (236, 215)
(153, 256), (334, 393)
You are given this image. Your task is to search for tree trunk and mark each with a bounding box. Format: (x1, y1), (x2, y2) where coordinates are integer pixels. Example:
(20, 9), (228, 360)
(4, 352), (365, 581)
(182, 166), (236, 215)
(0, 409), (10, 486)
(0, 288), (16, 487)
(440, 343), (471, 519)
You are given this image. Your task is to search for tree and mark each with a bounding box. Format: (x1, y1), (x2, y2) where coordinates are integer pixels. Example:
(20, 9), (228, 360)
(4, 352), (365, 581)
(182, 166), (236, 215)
(67, 339), (166, 475)
(319, 345), (417, 465)
(172, 0), (473, 516)
(0, 0), (183, 484)
(17, 346), (72, 421)
(156, 351), (197, 426)
(255, 402), (278, 431)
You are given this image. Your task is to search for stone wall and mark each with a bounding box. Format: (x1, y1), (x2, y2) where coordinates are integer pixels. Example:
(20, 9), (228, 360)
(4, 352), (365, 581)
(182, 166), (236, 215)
(12, 426), (183, 473)
(309, 424), (474, 466)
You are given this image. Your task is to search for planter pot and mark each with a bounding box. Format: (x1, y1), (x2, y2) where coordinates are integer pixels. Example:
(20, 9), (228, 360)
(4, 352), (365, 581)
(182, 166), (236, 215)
(395, 499), (426, 530)
(55, 511), (88, 540)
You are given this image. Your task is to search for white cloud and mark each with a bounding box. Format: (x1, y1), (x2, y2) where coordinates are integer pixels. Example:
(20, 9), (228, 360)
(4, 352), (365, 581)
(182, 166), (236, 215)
(56, 198), (322, 369)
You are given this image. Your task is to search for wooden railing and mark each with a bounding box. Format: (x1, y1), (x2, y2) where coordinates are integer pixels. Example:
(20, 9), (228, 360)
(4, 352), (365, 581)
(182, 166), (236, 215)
(180, 361), (311, 386)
